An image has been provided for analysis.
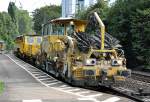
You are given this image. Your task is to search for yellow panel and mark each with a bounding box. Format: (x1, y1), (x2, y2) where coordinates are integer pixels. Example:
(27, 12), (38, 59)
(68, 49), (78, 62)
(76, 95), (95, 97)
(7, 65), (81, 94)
(15, 35), (42, 57)
(75, 23), (86, 32)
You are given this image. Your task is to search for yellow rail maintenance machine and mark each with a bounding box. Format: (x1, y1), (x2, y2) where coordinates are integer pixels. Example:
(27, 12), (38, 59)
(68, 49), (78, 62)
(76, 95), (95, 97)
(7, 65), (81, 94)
(34, 12), (131, 86)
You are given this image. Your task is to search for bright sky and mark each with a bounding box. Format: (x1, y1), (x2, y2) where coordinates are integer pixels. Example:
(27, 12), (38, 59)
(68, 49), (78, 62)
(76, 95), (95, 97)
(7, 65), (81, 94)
(0, 0), (115, 12)
(0, 0), (61, 12)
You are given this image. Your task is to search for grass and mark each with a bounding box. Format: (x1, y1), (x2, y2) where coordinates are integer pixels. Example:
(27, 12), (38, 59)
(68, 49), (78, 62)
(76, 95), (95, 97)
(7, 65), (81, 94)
(0, 81), (4, 94)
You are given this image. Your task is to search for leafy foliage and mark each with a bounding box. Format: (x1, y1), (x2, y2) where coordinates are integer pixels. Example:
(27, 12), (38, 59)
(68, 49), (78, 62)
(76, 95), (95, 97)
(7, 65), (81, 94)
(76, 0), (109, 21)
(76, 0), (109, 38)
(76, 0), (109, 20)
(8, 2), (17, 23)
(0, 81), (4, 94)
(0, 12), (16, 50)
(0, 2), (32, 50)
(106, 0), (150, 68)
(32, 5), (61, 34)
(17, 10), (32, 34)
(130, 8), (150, 68)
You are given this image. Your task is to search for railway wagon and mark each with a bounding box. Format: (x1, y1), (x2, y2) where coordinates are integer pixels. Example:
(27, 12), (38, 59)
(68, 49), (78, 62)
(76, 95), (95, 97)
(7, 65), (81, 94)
(0, 41), (5, 54)
(34, 12), (131, 86)
(14, 35), (42, 62)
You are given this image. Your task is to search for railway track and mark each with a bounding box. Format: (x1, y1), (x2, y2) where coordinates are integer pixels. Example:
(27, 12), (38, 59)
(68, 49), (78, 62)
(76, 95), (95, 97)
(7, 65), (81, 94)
(111, 71), (150, 102)
(131, 71), (150, 83)
(13, 54), (150, 102)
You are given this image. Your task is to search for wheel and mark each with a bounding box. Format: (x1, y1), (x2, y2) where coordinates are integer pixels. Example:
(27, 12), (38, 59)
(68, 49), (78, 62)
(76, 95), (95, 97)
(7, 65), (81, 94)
(45, 61), (49, 72)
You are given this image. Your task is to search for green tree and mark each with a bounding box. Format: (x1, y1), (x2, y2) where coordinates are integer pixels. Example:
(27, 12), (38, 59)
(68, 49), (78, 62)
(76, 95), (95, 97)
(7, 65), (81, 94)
(8, 2), (19, 35)
(33, 5), (61, 34)
(106, 0), (150, 68)
(8, 2), (17, 23)
(76, 0), (109, 20)
(0, 2), (32, 50)
(0, 12), (16, 50)
(8, 2), (32, 35)
(130, 8), (150, 68)
(17, 10), (32, 34)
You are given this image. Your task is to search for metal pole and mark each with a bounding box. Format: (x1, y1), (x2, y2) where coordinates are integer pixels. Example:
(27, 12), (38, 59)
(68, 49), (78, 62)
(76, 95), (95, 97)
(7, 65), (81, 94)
(94, 12), (105, 50)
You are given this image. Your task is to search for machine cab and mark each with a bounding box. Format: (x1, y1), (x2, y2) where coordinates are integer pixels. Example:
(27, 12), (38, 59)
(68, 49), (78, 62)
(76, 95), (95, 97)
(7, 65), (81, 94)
(42, 18), (87, 36)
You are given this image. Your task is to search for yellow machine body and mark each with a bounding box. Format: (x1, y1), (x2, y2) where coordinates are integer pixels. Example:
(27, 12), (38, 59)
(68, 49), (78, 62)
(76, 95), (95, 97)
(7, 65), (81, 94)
(14, 13), (131, 86)
(37, 16), (130, 86)
(15, 35), (42, 58)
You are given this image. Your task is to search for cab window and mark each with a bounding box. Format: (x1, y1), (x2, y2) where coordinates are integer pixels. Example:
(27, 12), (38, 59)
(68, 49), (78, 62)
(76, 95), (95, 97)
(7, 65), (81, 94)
(27, 37), (34, 44)
(37, 37), (42, 44)
(52, 24), (64, 35)
(42, 23), (53, 35)
(43, 23), (65, 35)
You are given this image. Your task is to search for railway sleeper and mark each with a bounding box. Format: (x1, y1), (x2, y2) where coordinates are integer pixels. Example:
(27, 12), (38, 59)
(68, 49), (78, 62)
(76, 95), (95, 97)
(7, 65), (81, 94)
(131, 88), (150, 96)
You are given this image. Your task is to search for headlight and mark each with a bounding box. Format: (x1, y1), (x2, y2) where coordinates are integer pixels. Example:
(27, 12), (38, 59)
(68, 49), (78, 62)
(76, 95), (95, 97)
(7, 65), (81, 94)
(111, 59), (122, 66)
(84, 59), (96, 66)
(112, 60), (119, 66)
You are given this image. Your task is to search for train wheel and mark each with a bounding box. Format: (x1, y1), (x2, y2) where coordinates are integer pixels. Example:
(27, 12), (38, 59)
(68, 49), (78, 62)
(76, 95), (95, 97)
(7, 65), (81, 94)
(42, 61), (46, 70)
(35, 55), (41, 68)
(99, 75), (106, 86)
(55, 72), (61, 79)
(45, 61), (49, 72)
(35, 59), (39, 68)
(63, 65), (69, 83)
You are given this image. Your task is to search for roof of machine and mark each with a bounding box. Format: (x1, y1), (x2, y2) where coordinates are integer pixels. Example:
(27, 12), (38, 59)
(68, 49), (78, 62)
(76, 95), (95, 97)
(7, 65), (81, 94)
(46, 17), (87, 25)
(16, 34), (42, 38)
